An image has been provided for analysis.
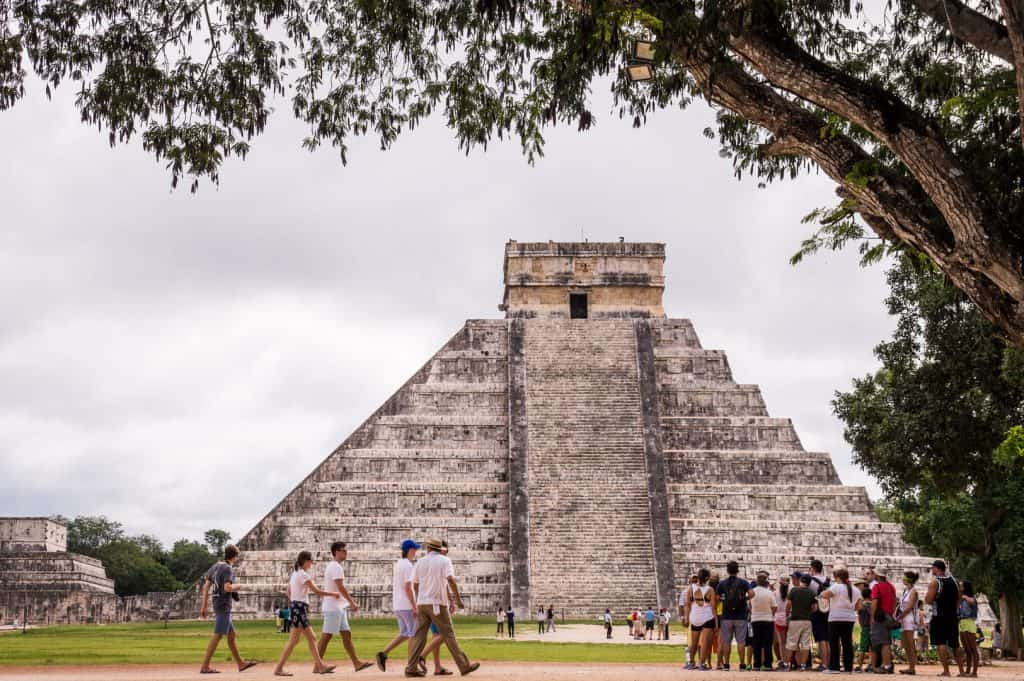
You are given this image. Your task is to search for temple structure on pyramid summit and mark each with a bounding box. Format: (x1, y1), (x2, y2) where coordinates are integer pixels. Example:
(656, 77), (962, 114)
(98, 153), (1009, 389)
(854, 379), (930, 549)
(227, 240), (931, 618)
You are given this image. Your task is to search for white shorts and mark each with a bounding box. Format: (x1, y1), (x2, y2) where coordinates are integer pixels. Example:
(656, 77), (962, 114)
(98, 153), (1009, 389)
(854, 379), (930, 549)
(323, 609), (350, 634)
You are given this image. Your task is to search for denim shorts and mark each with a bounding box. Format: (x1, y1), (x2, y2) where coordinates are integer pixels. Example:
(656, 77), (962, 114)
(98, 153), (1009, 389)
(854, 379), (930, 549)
(323, 609), (350, 634)
(396, 609), (416, 637)
(214, 611), (234, 635)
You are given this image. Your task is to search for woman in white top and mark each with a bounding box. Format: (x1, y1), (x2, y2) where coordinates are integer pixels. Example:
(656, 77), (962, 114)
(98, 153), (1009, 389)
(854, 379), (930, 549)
(820, 568), (861, 673)
(274, 550), (341, 677)
(537, 607), (546, 634)
(896, 571), (919, 675)
(681, 568), (717, 670)
(750, 572), (778, 671)
(496, 608), (504, 636)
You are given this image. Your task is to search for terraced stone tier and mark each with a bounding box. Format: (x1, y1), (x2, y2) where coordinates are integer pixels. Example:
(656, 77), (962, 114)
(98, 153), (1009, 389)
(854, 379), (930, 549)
(650, 319), (704, 349)
(661, 416), (802, 450)
(671, 518), (916, 555)
(664, 450), (841, 485)
(659, 385), (768, 417)
(330, 448), (508, 481)
(668, 483), (874, 516)
(0, 553), (115, 593)
(653, 350), (734, 384)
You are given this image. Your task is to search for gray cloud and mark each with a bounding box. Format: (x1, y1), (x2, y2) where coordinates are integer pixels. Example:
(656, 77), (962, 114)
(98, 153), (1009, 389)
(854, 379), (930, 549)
(0, 78), (892, 545)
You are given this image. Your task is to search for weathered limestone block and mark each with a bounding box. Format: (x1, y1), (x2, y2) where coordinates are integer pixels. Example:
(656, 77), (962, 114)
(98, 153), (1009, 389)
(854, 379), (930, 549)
(0, 518), (67, 553)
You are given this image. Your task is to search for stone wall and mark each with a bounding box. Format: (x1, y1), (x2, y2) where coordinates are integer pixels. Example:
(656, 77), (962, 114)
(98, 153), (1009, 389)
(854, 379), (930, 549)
(0, 517), (66, 553)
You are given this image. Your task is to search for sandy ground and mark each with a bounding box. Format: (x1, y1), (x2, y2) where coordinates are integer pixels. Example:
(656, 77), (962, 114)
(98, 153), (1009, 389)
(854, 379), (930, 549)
(2, 660), (1022, 681)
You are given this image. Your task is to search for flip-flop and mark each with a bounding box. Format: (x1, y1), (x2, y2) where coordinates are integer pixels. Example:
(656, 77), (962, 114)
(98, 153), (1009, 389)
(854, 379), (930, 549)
(355, 662), (374, 672)
(239, 661), (259, 672)
(435, 669), (453, 676)
(274, 674), (293, 678)
(200, 670), (221, 675)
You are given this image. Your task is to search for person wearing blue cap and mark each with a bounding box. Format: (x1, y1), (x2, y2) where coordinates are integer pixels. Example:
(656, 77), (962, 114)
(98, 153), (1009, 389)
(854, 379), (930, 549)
(375, 539), (421, 672)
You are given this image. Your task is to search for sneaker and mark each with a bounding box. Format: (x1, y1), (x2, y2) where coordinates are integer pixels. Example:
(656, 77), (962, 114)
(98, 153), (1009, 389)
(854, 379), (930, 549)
(684, 663), (696, 670)
(699, 665), (712, 671)
(724, 665), (731, 671)
(376, 652), (387, 673)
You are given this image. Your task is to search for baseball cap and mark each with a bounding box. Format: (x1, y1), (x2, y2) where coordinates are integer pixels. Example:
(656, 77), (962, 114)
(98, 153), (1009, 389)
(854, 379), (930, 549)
(401, 539), (421, 552)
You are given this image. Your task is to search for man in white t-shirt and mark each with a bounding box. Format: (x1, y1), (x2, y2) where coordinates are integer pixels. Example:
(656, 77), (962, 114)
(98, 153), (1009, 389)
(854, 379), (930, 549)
(376, 539), (420, 672)
(404, 537), (479, 677)
(316, 541), (372, 672)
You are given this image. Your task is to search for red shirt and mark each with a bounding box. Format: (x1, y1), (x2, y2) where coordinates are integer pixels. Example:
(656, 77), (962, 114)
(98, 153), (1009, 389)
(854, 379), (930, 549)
(871, 581), (897, 615)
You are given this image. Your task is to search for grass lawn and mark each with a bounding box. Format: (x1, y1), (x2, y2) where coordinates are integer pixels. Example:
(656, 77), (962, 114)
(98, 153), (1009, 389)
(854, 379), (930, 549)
(0, 617), (685, 667)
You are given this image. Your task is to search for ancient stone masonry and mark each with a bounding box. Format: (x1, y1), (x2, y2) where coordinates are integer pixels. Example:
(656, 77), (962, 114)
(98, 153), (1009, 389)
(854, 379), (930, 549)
(230, 241), (929, 618)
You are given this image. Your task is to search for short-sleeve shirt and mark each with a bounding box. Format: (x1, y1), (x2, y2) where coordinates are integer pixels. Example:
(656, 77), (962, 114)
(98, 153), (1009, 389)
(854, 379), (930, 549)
(827, 583), (859, 623)
(412, 551), (454, 606)
(392, 558), (415, 610)
(750, 586), (775, 622)
(289, 568), (312, 604)
(205, 562), (235, 614)
(716, 576), (751, 620)
(322, 560), (345, 612)
(871, 581), (897, 616)
(788, 586), (816, 621)
(645, 609), (656, 622)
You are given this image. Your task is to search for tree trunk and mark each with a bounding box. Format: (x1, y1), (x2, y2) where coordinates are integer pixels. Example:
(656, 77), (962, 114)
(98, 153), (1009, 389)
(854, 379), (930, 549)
(999, 592), (1024, 656)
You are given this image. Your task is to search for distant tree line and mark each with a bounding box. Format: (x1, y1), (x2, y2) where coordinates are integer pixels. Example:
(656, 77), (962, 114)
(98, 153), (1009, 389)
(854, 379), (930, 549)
(50, 515), (230, 597)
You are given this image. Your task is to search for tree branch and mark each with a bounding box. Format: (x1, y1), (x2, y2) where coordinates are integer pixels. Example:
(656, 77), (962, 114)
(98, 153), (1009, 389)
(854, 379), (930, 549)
(995, 0), (1024, 150)
(912, 0), (1014, 62)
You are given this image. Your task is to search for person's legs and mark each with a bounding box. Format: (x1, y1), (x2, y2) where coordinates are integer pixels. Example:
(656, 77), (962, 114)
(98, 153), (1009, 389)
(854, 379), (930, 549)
(200, 633), (223, 672)
(431, 606), (475, 674)
(301, 625), (332, 673)
(700, 626), (715, 667)
(421, 633), (444, 672)
(317, 632), (333, 659)
(274, 628), (303, 675)
(225, 631), (247, 669)
(842, 622), (855, 672)
(829, 621), (842, 671)
(902, 630), (917, 673)
(341, 631), (368, 669)
(405, 607), (434, 674)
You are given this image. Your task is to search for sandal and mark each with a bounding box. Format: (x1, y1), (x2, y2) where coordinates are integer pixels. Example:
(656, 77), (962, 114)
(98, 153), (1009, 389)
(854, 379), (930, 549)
(435, 670), (453, 676)
(200, 671), (221, 675)
(239, 661), (259, 672)
(274, 674), (293, 678)
(355, 661), (374, 672)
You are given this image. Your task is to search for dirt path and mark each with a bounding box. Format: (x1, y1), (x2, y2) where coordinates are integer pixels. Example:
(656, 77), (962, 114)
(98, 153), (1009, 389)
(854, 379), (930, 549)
(2, 661), (1022, 681)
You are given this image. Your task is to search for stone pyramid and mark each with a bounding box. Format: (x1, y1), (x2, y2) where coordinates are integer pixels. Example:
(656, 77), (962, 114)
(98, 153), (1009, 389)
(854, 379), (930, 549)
(233, 241), (923, 618)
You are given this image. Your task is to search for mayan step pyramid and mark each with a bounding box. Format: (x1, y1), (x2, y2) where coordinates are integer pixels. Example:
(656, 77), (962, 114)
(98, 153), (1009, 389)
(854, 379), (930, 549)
(232, 241), (923, 618)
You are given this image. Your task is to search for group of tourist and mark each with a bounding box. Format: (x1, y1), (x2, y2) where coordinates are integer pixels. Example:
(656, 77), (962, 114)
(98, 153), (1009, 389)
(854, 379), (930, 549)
(197, 538), (480, 677)
(194, 542), (984, 678)
(677, 558), (980, 676)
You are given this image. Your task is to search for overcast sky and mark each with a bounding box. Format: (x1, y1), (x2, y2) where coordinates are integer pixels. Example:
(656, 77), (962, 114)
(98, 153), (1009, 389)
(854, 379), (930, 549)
(0, 77), (895, 547)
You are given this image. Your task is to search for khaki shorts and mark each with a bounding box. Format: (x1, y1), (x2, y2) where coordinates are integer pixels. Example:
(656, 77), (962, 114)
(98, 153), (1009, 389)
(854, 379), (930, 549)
(786, 620), (812, 651)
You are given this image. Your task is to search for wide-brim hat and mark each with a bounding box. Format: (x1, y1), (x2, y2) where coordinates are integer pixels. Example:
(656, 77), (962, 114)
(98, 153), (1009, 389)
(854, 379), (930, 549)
(874, 566), (888, 578)
(423, 537), (444, 551)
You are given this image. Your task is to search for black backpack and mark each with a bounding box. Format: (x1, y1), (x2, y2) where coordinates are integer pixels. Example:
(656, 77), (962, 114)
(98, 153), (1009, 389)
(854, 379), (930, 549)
(723, 577), (748, 613)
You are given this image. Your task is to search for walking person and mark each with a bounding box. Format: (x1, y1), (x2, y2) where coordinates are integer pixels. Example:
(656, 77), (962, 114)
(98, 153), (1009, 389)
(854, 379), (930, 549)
(958, 581), (980, 677)
(317, 541), (373, 672)
(198, 544), (259, 674)
(273, 550), (338, 677)
(926, 560), (964, 677)
(418, 541), (460, 676)
(506, 605), (516, 639)
(820, 567), (860, 673)
(750, 571), (777, 671)
(870, 567), (898, 673)
(495, 606), (504, 636)
(546, 605), (557, 633)
(404, 537), (479, 677)
(716, 560), (751, 671)
(604, 609), (613, 639)
(897, 571), (920, 675)
(682, 568), (717, 670)
(536, 607), (546, 634)
(376, 539), (421, 672)
(808, 559), (832, 671)
(786, 573), (817, 671)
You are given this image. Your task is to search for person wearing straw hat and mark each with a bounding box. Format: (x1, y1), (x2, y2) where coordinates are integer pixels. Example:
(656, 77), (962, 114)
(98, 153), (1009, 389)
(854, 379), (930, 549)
(870, 566), (898, 674)
(404, 537), (479, 678)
